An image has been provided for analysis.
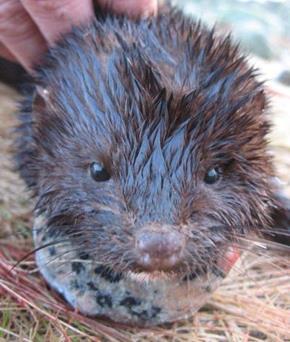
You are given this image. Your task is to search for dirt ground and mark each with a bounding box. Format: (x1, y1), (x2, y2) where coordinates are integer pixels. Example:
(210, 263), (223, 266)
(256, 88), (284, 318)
(0, 57), (289, 341)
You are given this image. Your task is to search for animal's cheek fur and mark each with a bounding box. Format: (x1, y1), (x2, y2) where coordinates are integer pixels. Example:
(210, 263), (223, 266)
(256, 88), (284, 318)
(222, 174), (273, 215)
(179, 186), (235, 224)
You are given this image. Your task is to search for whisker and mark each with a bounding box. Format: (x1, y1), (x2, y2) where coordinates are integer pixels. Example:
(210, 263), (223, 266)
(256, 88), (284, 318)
(10, 239), (70, 272)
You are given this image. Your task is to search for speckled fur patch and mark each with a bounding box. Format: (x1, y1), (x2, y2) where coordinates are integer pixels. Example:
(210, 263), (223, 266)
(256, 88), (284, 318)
(33, 214), (225, 326)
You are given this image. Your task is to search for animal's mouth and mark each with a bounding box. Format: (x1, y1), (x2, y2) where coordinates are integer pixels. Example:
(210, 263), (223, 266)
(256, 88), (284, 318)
(123, 245), (240, 283)
(126, 270), (180, 282)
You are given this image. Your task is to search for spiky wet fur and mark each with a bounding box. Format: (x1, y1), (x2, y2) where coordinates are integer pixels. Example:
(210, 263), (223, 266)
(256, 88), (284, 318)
(15, 6), (287, 280)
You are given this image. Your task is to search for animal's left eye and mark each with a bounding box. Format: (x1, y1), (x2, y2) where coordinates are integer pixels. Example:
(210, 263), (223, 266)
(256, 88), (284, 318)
(90, 162), (110, 182)
(204, 167), (220, 185)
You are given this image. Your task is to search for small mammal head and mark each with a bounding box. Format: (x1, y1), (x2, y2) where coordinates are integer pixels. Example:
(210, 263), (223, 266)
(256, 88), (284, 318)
(17, 9), (277, 279)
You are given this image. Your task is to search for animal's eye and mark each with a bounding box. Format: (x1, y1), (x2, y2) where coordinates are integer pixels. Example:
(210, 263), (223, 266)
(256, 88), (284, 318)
(90, 162), (110, 182)
(204, 167), (220, 185)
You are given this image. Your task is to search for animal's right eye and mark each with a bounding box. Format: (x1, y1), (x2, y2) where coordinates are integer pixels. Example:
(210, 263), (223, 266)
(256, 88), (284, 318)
(90, 162), (110, 182)
(204, 167), (220, 185)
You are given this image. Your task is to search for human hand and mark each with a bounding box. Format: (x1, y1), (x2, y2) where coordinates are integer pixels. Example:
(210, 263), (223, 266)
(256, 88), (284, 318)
(0, 0), (157, 72)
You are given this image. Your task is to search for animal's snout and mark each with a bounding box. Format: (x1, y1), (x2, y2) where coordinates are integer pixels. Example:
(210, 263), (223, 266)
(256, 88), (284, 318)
(135, 227), (185, 272)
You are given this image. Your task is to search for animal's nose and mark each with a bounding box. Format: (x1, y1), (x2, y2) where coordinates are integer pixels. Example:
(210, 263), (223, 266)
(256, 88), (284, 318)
(135, 228), (185, 271)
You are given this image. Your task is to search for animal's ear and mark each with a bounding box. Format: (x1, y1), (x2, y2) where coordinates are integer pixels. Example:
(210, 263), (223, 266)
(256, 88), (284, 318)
(15, 85), (52, 193)
(31, 86), (55, 130)
(32, 86), (50, 112)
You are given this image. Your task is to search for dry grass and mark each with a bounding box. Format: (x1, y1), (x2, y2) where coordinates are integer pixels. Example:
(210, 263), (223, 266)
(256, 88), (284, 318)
(0, 59), (289, 341)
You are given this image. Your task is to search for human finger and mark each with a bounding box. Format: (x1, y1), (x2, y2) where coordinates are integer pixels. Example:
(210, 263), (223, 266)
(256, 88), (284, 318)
(0, 42), (16, 61)
(0, 0), (47, 71)
(21, 0), (94, 45)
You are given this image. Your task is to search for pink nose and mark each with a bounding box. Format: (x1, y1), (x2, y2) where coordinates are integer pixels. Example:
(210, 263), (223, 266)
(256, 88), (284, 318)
(135, 228), (185, 271)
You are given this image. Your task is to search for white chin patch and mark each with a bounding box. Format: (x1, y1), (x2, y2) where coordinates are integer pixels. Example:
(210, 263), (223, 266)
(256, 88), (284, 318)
(126, 270), (177, 283)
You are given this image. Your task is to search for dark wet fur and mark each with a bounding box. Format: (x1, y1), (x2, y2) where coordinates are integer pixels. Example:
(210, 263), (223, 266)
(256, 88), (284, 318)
(14, 6), (289, 277)
(0, 57), (28, 91)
